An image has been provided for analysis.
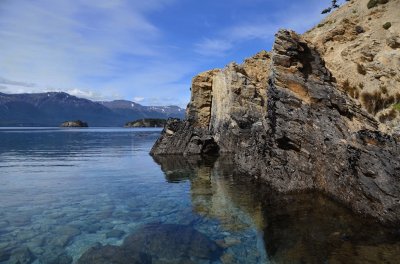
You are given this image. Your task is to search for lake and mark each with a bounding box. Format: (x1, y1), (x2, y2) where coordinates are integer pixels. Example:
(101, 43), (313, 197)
(0, 128), (399, 264)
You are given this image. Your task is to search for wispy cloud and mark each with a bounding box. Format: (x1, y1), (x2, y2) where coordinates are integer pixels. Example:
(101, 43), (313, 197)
(65, 88), (120, 101)
(0, 0), (192, 105)
(194, 0), (326, 56)
(195, 39), (233, 56)
(133, 97), (145, 102)
(0, 77), (36, 88)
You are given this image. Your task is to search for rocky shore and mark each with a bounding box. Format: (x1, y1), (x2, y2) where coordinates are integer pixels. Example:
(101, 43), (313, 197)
(151, 29), (400, 225)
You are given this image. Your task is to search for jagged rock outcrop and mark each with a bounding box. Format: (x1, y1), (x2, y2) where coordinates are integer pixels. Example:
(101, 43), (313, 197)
(151, 51), (271, 155)
(151, 29), (400, 225)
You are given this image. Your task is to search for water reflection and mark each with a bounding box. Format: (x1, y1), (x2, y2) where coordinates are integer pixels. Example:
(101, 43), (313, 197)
(153, 155), (400, 264)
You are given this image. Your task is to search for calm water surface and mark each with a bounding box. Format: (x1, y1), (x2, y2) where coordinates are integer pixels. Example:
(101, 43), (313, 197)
(0, 128), (399, 264)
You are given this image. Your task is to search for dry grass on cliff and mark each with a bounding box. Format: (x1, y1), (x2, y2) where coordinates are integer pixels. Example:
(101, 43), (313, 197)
(304, 0), (400, 128)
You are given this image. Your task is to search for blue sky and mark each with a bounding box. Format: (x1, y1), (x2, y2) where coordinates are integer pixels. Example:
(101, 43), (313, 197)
(0, 0), (330, 107)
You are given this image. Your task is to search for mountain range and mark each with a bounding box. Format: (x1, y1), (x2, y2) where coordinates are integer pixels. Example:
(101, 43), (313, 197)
(0, 92), (185, 127)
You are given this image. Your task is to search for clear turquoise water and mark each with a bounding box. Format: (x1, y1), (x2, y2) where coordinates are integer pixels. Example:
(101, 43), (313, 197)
(0, 128), (399, 264)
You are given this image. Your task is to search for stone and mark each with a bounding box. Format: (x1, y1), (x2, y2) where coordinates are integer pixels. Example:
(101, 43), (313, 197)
(85, 223), (101, 234)
(105, 229), (125, 239)
(77, 244), (152, 264)
(151, 29), (400, 226)
(44, 253), (73, 264)
(9, 247), (35, 264)
(224, 236), (241, 247)
(0, 249), (10, 262)
(220, 252), (235, 263)
(48, 226), (81, 247)
(386, 35), (400, 49)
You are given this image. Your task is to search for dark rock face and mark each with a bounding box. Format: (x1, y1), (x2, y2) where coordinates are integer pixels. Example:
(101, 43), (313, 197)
(150, 118), (219, 155)
(77, 224), (222, 264)
(151, 30), (400, 225)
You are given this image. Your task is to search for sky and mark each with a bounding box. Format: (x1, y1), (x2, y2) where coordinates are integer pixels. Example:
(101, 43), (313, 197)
(0, 0), (331, 107)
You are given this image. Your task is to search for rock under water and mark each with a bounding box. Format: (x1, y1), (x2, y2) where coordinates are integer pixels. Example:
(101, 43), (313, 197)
(77, 224), (222, 264)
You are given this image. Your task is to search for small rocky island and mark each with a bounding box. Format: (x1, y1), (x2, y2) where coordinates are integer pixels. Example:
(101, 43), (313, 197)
(124, 118), (166, 128)
(60, 120), (88, 127)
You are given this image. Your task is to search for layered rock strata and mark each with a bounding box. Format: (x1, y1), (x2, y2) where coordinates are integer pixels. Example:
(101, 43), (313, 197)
(151, 30), (400, 225)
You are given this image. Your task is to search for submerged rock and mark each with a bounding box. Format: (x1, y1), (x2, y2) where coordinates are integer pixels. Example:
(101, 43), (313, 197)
(77, 224), (222, 264)
(77, 244), (151, 264)
(105, 229), (125, 239)
(9, 247), (35, 264)
(151, 30), (400, 225)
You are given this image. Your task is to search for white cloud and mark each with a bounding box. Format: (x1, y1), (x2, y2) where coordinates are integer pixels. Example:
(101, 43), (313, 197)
(195, 38), (233, 56)
(133, 96), (145, 102)
(194, 0), (326, 56)
(65, 88), (118, 101)
(0, 85), (8, 91)
(0, 0), (187, 102)
(0, 77), (36, 88)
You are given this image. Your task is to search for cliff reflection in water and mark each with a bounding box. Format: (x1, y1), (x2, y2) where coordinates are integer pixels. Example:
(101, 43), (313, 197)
(153, 155), (400, 264)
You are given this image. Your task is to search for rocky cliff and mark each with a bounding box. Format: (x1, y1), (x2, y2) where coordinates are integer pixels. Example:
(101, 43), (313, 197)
(304, 0), (400, 131)
(151, 28), (400, 225)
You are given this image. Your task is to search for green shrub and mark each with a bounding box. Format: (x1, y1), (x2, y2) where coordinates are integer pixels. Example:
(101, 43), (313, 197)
(383, 22), (392, 30)
(367, 0), (378, 8)
(378, 0), (389, 4)
(393, 103), (400, 111)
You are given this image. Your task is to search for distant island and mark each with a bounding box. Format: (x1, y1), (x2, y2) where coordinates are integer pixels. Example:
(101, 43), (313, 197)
(124, 118), (166, 128)
(60, 120), (88, 127)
